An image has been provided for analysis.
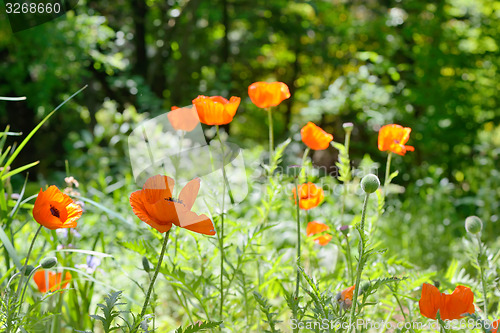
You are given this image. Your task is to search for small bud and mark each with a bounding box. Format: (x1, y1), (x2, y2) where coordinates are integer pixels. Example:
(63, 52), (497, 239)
(465, 216), (483, 234)
(142, 257), (151, 272)
(40, 257), (58, 269)
(342, 122), (354, 132)
(361, 174), (380, 194)
(22, 265), (35, 276)
(360, 282), (370, 295)
(338, 225), (349, 236)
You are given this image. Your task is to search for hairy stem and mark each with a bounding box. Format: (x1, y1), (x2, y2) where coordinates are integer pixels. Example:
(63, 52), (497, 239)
(476, 233), (488, 317)
(138, 229), (171, 321)
(349, 193), (370, 330)
(267, 108), (274, 162)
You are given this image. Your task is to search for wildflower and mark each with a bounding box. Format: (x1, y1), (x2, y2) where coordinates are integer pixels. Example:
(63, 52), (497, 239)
(192, 95), (240, 125)
(300, 122), (333, 150)
(75, 255), (101, 274)
(33, 186), (83, 230)
(306, 221), (332, 246)
(419, 283), (475, 320)
(248, 81), (290, 108)
(33, 270), (72, 293)
(335, 285), (355, 310)
(378, 124), (414, 156)
(292, 182), (324, 210)
(130, 175), (216, 235)
(167, 106), (200, 132)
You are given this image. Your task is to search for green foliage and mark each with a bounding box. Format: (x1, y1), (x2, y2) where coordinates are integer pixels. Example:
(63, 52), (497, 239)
(90, 291), (129, 333)
(253, 292), (281, 333)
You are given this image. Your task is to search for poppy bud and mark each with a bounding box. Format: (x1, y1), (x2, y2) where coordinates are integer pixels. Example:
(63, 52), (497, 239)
(361, 174), (380, 194)
(360, 282), (370, 295)
(142, 257), (151, 272)
(22, 265), (35, 276)
(342, 122), (354, 132)
(40, 257), (58, 269)
(465, 216), (483, 234)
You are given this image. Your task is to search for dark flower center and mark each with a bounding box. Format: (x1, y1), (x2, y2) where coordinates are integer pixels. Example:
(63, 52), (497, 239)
(164, 197), (185, 205)
(50, 205), (60, 218)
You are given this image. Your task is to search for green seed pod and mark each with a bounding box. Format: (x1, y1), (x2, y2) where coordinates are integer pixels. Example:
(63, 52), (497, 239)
(22, 265), (35, 276)
(142, 257), (151, 272)
(465, 216), (483, 234)
(40, 257), (58, 269)
(361, 174), (380, 194)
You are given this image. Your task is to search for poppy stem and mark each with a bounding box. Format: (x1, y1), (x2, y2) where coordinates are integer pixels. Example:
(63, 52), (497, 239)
(476, 233), (488, 317)
(215, 125), (227, 322)
(349, 193), (370, 331)
(138, 229), (171, 323)
(384, 152), (393, 194)
(14, 224), (42, 302)
(294, 176), (301, 299)
(299, 147), (310, 182)
(267, 108), (274, 163)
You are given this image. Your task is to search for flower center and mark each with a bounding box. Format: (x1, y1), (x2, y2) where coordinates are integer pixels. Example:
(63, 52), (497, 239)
(164, 197), (185, 206)
(50, 205), (60, 218)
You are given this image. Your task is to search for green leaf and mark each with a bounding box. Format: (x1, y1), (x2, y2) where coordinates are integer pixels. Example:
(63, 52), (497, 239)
(0, 85), (87, 178)
(0, 226), (22, 269)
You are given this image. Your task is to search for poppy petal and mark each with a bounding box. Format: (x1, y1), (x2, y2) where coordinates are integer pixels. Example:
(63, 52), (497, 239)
(142, 175), (175, 204)
(419, 283), (443, 320)
(179, 178), (201, 211)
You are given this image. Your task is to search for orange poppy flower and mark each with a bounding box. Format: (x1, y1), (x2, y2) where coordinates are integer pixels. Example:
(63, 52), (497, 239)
(300, 122), (334, 150)
(419, 283), (475, 320)
(248, 81), (291, 108)
(292, 182), (324, 210)
(168, 106), (200, 132)
(33, 186), (83, 230)
(491, 320), (499, 333)
(378, 124), (415, 156)
(192, 95), (240, 125)
(306, 221), (332, 246)
(336, 285), (356, 310)
(33, 270), (72, 293)
(130, 175), (216, 235)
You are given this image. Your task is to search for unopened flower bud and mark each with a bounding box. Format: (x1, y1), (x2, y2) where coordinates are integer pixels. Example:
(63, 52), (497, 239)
(142, 257), (151, 272)
(40, 257), (58, 269)
(338, 225), (349, 236)
(465, 216), (482, 234)
(343, 122), (354, 132)
(361, 174), (380, 194)
(22, 265), (35, 276)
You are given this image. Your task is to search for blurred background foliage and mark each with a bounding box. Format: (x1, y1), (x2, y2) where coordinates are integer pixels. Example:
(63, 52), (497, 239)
(0, 0), (499, 269)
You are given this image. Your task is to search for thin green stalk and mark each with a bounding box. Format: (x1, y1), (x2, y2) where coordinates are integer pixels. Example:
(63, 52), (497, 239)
(294, 177), (301, 298)
(476, 233), (488, 317)
(383, 152), (393, 194)
(138, 229), (171, 323)
(267, 108), (274, 161)
(299, 148), (310, 182)
(17, 265), (42, 318)
(349, 193), (370, 330)
(216, 125), (227, 322)
(340, 130), (352, 223)
(344, 234), (354, 284)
